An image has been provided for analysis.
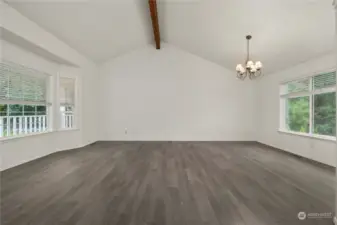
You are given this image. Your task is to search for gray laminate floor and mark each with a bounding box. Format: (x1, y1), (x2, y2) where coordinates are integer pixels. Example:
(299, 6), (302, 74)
(1, 142), (335, 225)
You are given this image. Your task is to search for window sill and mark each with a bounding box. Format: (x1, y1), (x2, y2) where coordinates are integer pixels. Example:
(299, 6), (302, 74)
(278, 129), (336, 142)
(57, 128), (79, 132)
(0, 131), (55, 143)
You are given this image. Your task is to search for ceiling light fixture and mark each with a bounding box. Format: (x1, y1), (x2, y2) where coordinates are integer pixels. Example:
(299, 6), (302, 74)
(236, 35), (263, 80)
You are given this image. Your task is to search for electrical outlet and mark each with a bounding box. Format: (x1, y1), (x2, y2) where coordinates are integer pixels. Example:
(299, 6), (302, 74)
(125, 128), (128, 134)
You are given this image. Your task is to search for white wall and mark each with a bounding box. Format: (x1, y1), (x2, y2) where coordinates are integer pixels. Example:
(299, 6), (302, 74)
(0, 3), (98, 170)
(256, 53), (336, 167)
(98, 44), (256, 141)
(2, 40), (59, 75)
(81, 62), (98, 146)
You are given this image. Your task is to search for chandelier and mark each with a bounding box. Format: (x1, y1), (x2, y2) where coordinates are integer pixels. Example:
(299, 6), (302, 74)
(236, 35), (262, 80)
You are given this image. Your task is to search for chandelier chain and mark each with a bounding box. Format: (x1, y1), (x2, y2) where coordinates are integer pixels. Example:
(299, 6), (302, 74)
(246, 38), (249, 63)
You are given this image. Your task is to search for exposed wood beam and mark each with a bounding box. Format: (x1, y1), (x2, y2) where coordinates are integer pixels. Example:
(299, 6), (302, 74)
(148, 0), (160, 49)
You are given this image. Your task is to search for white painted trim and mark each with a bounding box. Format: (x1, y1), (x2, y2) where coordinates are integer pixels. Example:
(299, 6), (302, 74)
(58, 73), (78, 130)
(57, 128), (79, 132)
(74, 75), (79, 130)
(278, 129), (336, 142)
(280, 92), (311, 99)
(309, 78), (313, 134)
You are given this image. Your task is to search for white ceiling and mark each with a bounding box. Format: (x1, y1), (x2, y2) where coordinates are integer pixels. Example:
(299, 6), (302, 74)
(7, 0), (336, 74)
(6, 1), (154, 62)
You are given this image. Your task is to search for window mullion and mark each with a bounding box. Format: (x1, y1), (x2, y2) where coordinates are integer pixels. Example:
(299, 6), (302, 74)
(309, 94), (313, 135)
(6, 103), (9, 137)
(6, 74), (9, 137)
(309, 78), (313, 135)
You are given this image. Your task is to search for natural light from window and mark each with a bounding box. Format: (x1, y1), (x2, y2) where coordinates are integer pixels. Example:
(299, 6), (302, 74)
(59, 77), (76, 130)
(0, 61), (50, 139)
(280, 71), (336, 139)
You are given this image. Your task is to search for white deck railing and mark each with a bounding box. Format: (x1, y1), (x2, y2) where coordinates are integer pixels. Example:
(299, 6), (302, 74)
(0, 115), (48, 138)
(61, 113), (74, 130)
(0, 114), (75, 138)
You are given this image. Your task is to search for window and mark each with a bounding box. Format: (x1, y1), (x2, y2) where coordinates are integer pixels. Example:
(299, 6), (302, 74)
(285, 96), (310, 133)
(59, 76), (76, 129)
(0, 61), (51, 138)
(280, 71), (336, 138)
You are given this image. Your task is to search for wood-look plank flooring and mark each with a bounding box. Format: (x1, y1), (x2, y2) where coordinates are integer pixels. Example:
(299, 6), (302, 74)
(1, 142), (335, 225)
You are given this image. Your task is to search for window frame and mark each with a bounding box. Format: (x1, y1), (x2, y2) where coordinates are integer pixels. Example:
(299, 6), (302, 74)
(0, 61), (53, 140)
(57, 73), (78, 131)
(279, 68), (337, 141)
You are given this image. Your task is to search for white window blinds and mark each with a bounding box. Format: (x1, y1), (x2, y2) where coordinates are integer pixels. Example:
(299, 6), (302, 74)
(313, 71), (336, 90)
(59, 77), (75, 106)
(0, 61), (48, 104)
(281, 78), (310, 95)
(281, 71), (336, 96)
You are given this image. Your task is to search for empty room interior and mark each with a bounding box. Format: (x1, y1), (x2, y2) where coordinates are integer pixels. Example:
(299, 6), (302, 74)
(0, 0), (337, 224)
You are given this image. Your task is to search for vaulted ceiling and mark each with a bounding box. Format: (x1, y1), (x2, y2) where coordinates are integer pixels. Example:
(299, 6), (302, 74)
(7, 0), (336, 74)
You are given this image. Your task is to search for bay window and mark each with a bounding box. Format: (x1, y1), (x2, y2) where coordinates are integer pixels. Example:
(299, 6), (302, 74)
(0, 61), (51, 138)
(280, 71), (336, 138)
(59, 76), (76, 130)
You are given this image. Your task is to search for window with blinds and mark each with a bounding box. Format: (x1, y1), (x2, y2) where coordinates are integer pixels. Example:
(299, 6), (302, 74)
(0, 61), (51, 138)
(59, 77), (76, 130)
(280, 71), (336, 137)
(313, 71), (336, 90)
(281, 78), (310, 95)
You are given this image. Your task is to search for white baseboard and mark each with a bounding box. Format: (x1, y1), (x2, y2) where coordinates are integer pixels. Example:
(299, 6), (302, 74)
(333, 216), (337, 224)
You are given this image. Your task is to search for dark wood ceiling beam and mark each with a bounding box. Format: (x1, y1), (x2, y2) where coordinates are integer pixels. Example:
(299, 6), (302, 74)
(149, 0), (160, 49)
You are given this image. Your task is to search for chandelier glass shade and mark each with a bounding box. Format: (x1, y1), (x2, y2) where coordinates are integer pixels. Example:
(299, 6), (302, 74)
(236, 35), (263, 80)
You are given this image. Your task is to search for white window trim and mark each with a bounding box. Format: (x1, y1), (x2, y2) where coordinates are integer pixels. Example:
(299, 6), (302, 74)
(279, 68), (337, 141)
(309, 77), (313, 134)
(0, 62), (54, 140)
(278, 129), (336, 142)
(57, 73), (78, 131)
(280, 67), (336, 85)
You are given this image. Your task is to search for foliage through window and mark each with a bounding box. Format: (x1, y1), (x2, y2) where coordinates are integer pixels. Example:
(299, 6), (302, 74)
(285, 97), (310, 133)
(280, 71), (336, 137)
(313, 92), (336, 136)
